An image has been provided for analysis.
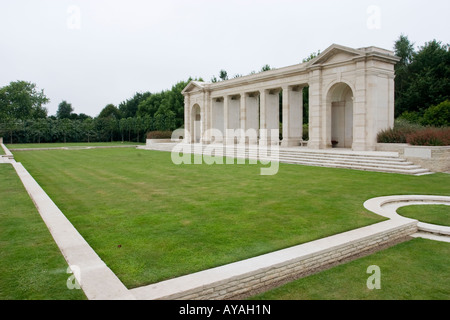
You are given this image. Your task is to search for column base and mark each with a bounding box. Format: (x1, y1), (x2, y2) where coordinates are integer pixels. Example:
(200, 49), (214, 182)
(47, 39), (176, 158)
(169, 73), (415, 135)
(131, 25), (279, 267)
(281, 138), (302, 147)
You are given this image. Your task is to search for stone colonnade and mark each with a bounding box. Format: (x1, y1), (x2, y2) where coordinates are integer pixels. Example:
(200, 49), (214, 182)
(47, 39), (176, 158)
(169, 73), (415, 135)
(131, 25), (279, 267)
(182, 44), (399, 151)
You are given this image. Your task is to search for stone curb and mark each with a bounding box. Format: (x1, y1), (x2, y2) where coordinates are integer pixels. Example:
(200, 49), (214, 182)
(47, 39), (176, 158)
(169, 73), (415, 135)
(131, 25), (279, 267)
(364, 195), (450, 236)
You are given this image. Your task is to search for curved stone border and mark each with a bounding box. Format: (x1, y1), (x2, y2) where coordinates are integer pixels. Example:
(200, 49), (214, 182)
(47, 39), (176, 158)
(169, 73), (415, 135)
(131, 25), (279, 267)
(364, 195), (450, 236)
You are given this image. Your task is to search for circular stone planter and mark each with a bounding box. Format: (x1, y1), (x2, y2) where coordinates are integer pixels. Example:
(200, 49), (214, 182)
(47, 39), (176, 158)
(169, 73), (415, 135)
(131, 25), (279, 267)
(363, 195), (450, 236)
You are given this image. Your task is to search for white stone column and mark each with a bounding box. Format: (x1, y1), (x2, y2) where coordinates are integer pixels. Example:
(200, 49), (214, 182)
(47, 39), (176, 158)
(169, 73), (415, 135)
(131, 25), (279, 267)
(223, 95), (231, 145)
(240, 93), (247, 132)
(246, 92), (259, 144)
(352, 61), (368, 151)
(212, 98), (224, 143)
(281, 85), (303, 147)
(388, 74), (395, 129)
(225, 95), (241, 145)
(202, 90), (211, 144)
(260, 89), (280, 146)
(184, 95), (191, 143)
(308, 69), (323, 149)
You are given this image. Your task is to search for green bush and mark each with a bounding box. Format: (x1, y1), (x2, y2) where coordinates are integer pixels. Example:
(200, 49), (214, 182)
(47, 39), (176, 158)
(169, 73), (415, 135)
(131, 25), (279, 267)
(422, 100), (450, 127)
(302, 124), (309, 141)
(378, 118), (450, 146)
(377, 119), (421, 143)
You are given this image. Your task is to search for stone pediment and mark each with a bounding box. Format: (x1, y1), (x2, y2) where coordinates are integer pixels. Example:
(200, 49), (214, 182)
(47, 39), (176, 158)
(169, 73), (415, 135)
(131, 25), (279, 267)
(181, 81), (210, 94)
(307, 44), (364, 66)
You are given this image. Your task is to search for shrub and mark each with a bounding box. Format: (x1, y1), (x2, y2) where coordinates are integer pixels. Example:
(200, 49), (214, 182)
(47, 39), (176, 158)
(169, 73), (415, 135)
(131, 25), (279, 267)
(146, 131), (173, 139)
(303, 124), (309, 141)
(377, 128), (408, 143)
(377, 119), (427, 144)
(422, 100), (450, 127)
(406, 127), (450, 146)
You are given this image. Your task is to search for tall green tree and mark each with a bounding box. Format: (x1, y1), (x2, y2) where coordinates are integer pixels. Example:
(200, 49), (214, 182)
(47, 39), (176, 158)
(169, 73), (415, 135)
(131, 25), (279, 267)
(56, 100), (74, 119)
(219, 70), (228, 81)
(118, 92), (151, 118)
(98, 104), (121, 119)
(395, 38), (450, 117)
(0, 80), (49, 121)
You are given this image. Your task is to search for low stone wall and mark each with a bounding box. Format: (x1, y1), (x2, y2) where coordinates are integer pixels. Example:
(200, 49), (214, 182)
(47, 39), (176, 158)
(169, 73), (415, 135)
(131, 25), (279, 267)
(376, 143), (450, 173)
(131, 219), (418, 300)
(190, 222), (417, 300)
(146, 139), (181, 146)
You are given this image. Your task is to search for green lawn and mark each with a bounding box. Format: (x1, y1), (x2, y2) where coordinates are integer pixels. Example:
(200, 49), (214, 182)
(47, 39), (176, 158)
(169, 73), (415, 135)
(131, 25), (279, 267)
(397, 205), (450, 226)
(12, 148), (450, 289)
(250, 238), (450, 300)
(6, 141), (144, 149)
(0, 164), (86, 300)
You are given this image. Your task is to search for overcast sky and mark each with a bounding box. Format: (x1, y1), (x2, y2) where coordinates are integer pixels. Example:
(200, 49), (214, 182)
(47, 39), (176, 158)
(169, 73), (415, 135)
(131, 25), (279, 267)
(1, 0), (449, 117)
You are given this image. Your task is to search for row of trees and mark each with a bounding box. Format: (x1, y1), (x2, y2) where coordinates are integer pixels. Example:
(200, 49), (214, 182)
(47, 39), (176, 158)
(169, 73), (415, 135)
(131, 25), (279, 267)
(1, 35), (448, 144)
(0, 115), (177, 144)
(0, 78), (194, 144)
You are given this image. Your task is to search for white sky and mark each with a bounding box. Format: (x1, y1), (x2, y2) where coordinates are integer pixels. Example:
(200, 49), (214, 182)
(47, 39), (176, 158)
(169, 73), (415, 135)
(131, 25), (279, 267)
(1, 0), (449, 117)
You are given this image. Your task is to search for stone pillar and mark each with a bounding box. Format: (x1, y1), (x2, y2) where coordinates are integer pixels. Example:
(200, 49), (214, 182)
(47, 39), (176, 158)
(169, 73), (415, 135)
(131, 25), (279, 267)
(184, 95), (191, 143)
(308, 69), (323, 149)
(0, 137), (3, 144)
(226, 94), (241, 145)
(212, 98), (224, 143)
(246, 92), (259, 144)
(223, 95), (231, 145)
(281, 85), (303, 147)
(388, 74), (395, 129)
(202, 90), (211, 144)
(352, 61), (368, 151)
(260, 89), (280, 145)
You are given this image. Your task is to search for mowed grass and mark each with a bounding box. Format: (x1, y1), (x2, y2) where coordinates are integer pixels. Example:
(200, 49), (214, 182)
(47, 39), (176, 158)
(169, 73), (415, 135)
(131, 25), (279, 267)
(0, 164), (86, 300)
(6, 141), (144, 149)
(250, 238), (450, 300)
(13, 148), (450, 289)
(397, 205), (450, 226)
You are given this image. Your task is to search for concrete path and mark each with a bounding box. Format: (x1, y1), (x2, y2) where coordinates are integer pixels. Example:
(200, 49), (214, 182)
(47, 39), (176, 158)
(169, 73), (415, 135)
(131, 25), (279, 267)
(364, 195), (450, 239)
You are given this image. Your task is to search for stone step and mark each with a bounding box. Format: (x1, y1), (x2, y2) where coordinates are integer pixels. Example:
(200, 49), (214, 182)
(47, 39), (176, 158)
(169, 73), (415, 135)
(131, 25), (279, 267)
(140, 144), (433, 175)
(242, 150), (413, 166)
(213, 152), (430, 174)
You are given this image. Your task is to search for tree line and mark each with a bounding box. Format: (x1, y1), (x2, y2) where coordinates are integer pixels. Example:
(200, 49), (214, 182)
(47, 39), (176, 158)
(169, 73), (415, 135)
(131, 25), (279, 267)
(1, 35), (448, 144)
(0, 79), (196, 144)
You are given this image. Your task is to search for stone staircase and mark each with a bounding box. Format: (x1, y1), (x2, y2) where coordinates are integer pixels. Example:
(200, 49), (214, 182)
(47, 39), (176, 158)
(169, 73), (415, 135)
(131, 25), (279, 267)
(140, 142), (433, 176)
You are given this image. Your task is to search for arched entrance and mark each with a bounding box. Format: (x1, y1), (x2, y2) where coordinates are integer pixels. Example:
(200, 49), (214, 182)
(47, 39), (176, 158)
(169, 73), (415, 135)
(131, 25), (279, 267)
(327, 83), (354, 148)
(191, 104), (201, 143)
